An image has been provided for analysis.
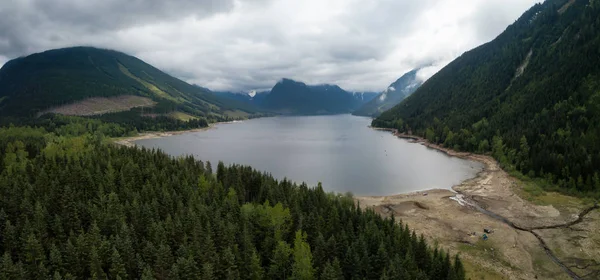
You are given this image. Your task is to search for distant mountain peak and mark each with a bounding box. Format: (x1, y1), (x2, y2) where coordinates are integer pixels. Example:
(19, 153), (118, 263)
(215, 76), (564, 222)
(353, 68), (425, 117)
(262, 78), (375, 115)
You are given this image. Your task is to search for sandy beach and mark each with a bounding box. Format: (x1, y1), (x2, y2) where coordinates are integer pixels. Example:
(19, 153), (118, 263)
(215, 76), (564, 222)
(112, 121), (242, 147)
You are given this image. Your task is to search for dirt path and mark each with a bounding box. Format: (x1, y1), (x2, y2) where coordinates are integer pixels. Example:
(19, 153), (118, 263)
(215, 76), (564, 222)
(358, 129), (599, 280)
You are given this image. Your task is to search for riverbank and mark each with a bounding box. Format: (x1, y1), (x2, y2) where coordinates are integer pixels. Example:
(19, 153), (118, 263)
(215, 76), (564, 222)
(112, 120), (241, 147)
(358, 129), (599, 280)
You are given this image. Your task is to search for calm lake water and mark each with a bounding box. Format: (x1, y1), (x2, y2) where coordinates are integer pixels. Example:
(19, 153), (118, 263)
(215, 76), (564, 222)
(136, 114), (483, 196)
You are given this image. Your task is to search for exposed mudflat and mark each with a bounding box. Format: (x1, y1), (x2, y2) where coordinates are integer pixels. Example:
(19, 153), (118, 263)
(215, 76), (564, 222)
(112, 120), (245, 147)
(113, 127), (216, 147)
(358, 131), (599, 280)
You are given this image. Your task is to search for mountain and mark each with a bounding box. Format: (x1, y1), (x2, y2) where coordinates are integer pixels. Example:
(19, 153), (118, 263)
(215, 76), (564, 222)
(0, 47), (259, 121)
(352, 91), (379, 104)
(213, 90), (270, 107)
(262, 78), (370, 115)
(374, 0), (600, 196)
(353, 69), (423, 117)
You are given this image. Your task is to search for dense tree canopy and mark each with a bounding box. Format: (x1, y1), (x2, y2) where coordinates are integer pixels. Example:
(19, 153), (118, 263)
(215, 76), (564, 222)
(374, 0), (600, 198)
(0, 124), (464, 279)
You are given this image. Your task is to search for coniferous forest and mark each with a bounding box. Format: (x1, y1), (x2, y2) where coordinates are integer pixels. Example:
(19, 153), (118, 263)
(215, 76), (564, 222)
(374, 0), (600, 198)
(0, 124), (465, 280)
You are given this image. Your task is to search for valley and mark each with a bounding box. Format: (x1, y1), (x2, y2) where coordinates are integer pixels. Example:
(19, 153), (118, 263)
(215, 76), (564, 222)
(1, 0), (599, 279)
(115, 116), (599, 279)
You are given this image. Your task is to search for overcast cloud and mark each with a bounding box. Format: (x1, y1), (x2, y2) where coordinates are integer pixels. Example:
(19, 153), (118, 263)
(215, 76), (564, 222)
(0, 0), (538, 92)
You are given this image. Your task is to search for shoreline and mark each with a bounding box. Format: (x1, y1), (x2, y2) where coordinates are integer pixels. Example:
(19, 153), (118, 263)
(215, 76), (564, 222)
(113, 119), (598, 278)
(358, 128), (599, 280)
(112, 120), (242, 147)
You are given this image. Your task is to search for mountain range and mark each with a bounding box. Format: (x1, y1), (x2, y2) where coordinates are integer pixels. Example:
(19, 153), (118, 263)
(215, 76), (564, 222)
(0, 46), (381, 120)
(214, 79), (378, 115)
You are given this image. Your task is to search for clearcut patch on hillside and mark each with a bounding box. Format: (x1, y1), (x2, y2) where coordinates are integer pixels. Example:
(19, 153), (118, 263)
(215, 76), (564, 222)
(558, 0), (576, 14)
(40, 95), (155, 116)
(117, 63), (179, 102)
(169, 111), (197, 121)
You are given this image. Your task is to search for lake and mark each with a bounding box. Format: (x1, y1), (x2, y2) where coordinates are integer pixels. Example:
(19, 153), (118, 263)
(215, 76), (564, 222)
(135, 114), (483, 196)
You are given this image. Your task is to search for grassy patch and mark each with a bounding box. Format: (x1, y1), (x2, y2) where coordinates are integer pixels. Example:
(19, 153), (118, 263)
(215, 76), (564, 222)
(224, 110), (250, 118)
(511, 175), (592, 208)
(462, 258), (507, 280)
(0, 96), (6, 105)
(170, 111), (197, 121)
(458, 239), (495, 252)
(457, 239), (515, 272)
(118, 63), (178, 102)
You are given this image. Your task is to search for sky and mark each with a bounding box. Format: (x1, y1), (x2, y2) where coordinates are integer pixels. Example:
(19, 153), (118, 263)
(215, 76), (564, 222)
(0, 0), (539, 92)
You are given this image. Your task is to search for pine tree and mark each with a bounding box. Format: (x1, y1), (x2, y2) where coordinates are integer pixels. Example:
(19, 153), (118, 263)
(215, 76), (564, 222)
(48, 243), (63, 276)
(0, 252), (15, 280)
(109, 248), (128, 280)
(24, 233), (47, 279)
(219, 247), (239, 280)
(201, 262), (215, 280)
(89, 246), (106, 280)
(268, 241), (292, 279)
(176, 256), (200, 280)
(53, 270), (63, 280)
(371, 241), (388, 277)
(291, 230), (315, 280)
(248, 250), (264, 280)
(154, 243), (173, 279)
(140, 265), (155, 280)
(320, 258), (343, 280)
(454, 254), (466, 280)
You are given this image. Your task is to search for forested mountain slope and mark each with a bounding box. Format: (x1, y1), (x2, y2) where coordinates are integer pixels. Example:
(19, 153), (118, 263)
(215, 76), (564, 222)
(374, 0), (600, 196)
(0, 125), (464, 279)
(0, 47), (257, 121)
(354, 69), (423, 117)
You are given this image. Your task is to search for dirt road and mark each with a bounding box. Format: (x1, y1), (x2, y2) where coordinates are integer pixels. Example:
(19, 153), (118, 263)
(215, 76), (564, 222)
(357, 131), (599, 280)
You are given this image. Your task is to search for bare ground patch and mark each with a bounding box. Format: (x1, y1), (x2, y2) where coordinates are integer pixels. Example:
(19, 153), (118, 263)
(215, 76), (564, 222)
(358, 129), (598, 280)
(40, 95), (155, 116)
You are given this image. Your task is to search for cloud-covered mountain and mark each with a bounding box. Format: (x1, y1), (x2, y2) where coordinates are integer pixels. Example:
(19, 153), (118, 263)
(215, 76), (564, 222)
(260, 78), (373, 115)
(353, 68), (424, 117)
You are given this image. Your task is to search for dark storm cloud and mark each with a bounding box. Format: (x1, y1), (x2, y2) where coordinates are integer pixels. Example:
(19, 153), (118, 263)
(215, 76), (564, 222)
(0, 0), (236, 57)
(0, 0), (539, 92)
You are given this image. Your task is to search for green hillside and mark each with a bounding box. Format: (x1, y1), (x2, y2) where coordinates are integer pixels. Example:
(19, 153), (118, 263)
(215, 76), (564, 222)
(374, 0), (600, 196)
(0, 47), (258, 121)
